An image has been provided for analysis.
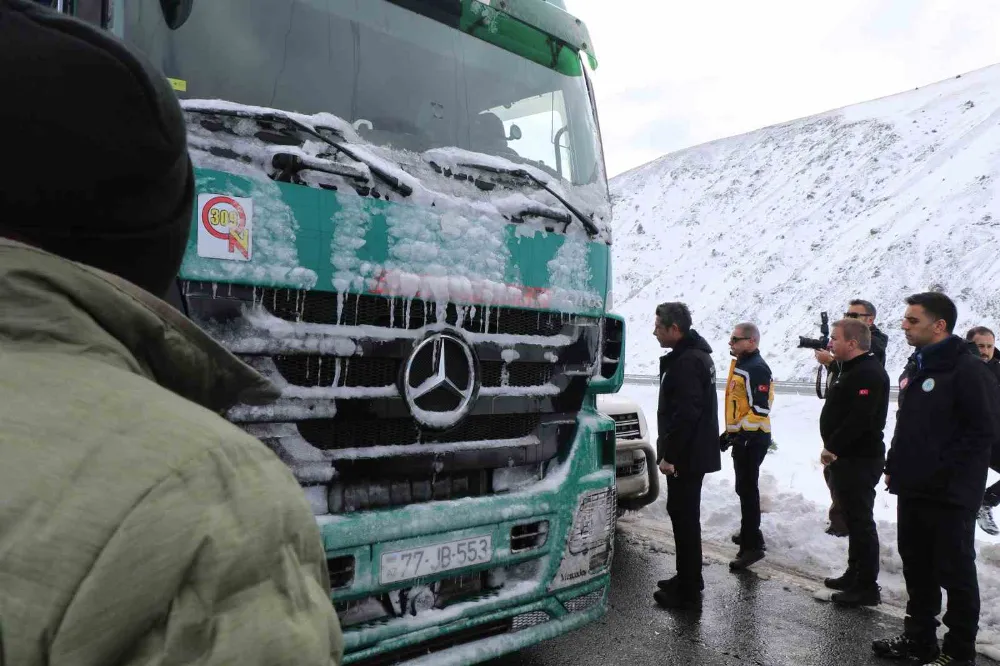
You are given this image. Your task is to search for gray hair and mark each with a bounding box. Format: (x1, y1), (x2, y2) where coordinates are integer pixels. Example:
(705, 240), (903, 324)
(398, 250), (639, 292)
(833, 318), (871, 351)
(735, 322), (760, 344)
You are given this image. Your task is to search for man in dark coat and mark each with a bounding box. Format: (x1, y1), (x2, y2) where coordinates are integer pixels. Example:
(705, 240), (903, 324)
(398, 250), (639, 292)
(652, 302), (722, 610)
(965, 325), (1000, 536)
(873, 293), (1000, 666)
(815, 299), (888, 536)
(818, 318), (890, 607)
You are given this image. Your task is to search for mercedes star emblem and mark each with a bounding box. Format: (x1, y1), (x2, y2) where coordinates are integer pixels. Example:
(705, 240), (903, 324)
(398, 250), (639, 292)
(402, 331), (479, 429)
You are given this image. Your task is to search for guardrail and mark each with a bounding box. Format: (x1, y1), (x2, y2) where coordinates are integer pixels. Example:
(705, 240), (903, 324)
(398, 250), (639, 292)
(623, 374), (901, 399)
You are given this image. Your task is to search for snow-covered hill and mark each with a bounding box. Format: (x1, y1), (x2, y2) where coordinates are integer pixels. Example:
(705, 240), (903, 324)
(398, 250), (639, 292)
(610, 63), (1000, 381)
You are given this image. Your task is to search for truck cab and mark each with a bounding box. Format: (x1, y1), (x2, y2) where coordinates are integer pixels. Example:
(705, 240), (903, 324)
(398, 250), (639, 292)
(55, 0), (630, 663)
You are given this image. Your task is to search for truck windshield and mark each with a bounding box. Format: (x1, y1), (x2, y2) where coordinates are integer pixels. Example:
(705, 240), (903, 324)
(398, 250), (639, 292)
(123, 0), (606, 188)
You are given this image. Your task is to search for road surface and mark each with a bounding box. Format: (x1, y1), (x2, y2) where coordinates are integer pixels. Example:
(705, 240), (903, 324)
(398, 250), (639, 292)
(487, 515), (998, 666)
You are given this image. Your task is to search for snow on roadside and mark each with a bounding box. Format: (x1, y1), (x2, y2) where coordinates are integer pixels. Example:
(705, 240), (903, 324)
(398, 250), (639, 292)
(620, 383), (1000, 659)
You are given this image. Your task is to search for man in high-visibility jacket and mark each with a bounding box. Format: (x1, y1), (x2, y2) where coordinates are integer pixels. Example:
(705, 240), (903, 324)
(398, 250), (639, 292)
(722, 322), (775, 570)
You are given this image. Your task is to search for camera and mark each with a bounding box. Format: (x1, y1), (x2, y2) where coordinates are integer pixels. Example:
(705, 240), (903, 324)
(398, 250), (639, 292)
(797, 311), (830, 350)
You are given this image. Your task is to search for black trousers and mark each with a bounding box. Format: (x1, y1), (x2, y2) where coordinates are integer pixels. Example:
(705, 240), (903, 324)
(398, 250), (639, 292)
(732, 435), (770, 551)
(827, 457), (883, 584)
(823, 465), (849, 533)
(898, 497), (980, 660)
(666, 471), (706, 592)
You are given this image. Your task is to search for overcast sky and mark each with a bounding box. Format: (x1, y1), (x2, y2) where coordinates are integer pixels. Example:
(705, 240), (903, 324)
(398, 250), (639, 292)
(566, 0), (1000, 178)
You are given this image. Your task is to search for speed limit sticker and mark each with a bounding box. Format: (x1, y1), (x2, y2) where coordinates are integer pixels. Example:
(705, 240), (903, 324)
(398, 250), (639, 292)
(197, 193), (253, 261)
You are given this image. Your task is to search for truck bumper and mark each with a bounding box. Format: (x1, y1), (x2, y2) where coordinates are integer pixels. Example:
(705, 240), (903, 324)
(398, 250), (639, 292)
(615, 441), (659, 511)
(345, 576), (610, 665)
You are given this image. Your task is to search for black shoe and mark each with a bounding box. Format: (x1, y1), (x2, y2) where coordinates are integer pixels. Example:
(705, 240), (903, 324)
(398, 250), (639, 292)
(831, 583), (880, 607)
(653, 586), (702, 610)
(824, 571), (858, 591)
(871, 633), (939, 662)
(729, 548), (765, 570)
(657, 576), (705, 592)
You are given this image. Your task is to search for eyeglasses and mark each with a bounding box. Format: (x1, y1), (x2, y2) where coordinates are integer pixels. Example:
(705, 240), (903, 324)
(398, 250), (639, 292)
(729, 336), (750, 344)
(844, 312), (873, 319)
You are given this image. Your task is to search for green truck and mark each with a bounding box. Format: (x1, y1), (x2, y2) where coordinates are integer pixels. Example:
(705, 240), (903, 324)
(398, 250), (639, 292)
(63, 0), (624, 662)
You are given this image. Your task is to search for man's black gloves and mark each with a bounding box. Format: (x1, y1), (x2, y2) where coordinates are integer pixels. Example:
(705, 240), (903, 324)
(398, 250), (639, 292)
(720, 432), (739, 452)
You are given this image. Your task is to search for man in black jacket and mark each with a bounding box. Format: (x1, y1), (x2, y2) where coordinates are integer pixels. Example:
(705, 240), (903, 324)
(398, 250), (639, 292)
(965, 326), (1000, 536)
(873, 293), (1000, 666)
(652, 302), (722, 610)
(818, 318), (890, 607)
(966, 325), (1000, 379)
(815, 299), (888, 537)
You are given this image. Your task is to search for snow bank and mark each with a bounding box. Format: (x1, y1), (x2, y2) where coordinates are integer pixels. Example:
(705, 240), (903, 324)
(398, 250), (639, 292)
(624, 383), (1000, 658)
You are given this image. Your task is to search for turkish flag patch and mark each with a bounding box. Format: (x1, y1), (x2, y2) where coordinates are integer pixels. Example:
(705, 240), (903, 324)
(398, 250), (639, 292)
(758, 384), (768, 392)
(859, 389), (869, 396)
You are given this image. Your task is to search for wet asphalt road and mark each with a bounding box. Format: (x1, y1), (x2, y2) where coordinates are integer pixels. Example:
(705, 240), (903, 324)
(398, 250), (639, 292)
(488, 522), (1000, 666)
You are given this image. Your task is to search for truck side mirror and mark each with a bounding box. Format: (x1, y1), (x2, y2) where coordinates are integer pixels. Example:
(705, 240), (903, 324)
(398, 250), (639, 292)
(507, 124), (522, 141)
(160, 0), (194, 29)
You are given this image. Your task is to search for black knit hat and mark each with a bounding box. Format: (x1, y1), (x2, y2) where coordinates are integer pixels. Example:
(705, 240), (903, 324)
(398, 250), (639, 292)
(0, 0), (194, 298)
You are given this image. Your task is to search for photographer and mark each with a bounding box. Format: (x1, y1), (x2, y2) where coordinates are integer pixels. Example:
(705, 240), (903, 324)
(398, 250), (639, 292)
(818, 319), (890, 607)
(814, 299), (888, 536)
(814, 300), (889, 376)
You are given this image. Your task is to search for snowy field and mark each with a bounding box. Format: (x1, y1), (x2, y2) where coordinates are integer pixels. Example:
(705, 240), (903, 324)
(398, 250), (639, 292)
(620, 383), (1000, 659)
(609, 63), (1000, 384)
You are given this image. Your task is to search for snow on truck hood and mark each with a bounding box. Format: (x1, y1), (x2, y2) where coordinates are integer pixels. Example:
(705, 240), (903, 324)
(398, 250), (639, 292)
(179, 99), (611, 314)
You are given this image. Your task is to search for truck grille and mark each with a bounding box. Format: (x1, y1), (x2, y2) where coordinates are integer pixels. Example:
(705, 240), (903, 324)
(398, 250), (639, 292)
(297, 413), (541, 450)
(610, 412), (642, 440)
(616, 456), (646, 478)
(257, 286), (589, 336)
(268, 354), (553, 390)
(181, 281), (602, 514)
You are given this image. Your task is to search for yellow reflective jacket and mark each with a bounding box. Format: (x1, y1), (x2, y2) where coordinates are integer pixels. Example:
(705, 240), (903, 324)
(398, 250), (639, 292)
(724, 350), (774, 433)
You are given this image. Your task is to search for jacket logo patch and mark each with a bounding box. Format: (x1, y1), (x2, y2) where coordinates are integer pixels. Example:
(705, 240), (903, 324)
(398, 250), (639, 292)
(921, 378), (935, 392)
(900, 377), (910, 390)
(758, 384), (768, 392)
(858, 389), (869, 396)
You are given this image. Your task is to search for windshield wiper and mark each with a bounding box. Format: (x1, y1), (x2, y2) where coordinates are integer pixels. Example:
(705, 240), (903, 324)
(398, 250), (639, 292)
(184, 106), (413, 198)
(451, 161), (599, 237)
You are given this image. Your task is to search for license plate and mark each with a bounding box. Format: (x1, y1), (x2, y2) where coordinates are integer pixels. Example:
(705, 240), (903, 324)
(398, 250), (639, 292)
(380, 534), (493, 585)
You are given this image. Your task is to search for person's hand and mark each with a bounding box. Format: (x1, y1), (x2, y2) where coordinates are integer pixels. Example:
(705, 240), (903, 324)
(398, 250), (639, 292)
(820, 449), (838, 466)
(659, 460), (676, 476)
(814, 349), (835, 367)
(719, 432), (732, 452)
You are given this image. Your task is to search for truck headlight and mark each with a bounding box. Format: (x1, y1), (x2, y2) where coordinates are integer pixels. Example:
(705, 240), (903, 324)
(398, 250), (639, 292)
(549, 486), (616, 590)
(638, 409), (649, 440)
